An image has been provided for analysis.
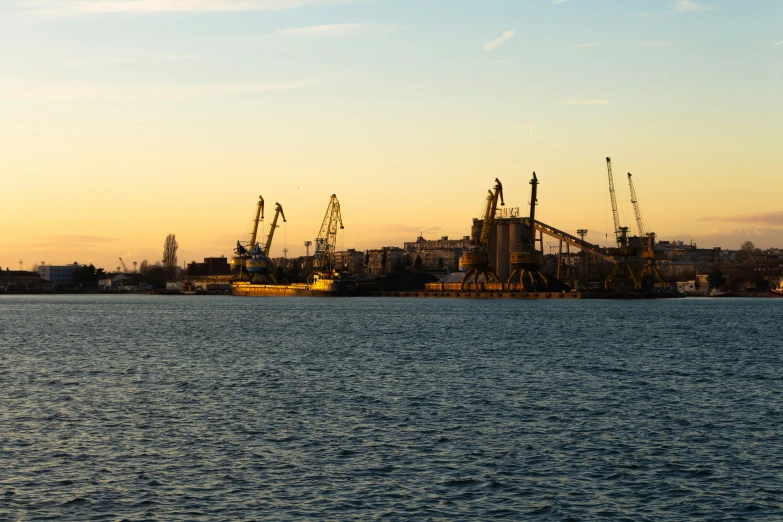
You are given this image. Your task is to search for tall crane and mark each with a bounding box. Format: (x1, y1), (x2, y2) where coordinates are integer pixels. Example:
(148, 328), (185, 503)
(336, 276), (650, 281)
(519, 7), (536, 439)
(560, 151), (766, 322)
(626, 172), (664, 290)
(119, 257), (129, 273)
(606, 157), (626, 245)
(627, 173), (645, 238)
(459, 178), (504, 289)
(313, 194), (344, 272)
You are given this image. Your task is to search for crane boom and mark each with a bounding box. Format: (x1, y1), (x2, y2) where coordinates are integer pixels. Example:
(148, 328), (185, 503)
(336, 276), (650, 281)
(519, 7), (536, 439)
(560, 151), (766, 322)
(314, 194), (344, 271)
(263, 203), (286, 256)
(119, 257), (129, 273)
(478, 178), (504, 248)
(627, 173), (646, 237)
(606, 157), (622, 244)
(249, 195), (264, 248)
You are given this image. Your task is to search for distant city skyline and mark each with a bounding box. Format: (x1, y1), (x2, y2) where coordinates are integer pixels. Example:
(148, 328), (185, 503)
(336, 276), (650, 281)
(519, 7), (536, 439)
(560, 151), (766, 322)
(1, 0), (781, 270)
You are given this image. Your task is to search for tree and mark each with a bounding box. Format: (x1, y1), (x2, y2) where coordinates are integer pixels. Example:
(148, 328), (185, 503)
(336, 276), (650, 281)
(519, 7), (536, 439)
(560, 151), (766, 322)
(163, 234), (178, 269)
(438, 257), (445, 272)
(139, 259), (150, 274)
(414, 254), (423, 271)
(708, 267), (725, 290)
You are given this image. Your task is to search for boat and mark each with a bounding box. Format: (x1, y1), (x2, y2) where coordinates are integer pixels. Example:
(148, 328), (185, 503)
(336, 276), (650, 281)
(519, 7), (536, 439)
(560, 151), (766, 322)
(308, 270), (357, 296)
(771, 282), (783, 297)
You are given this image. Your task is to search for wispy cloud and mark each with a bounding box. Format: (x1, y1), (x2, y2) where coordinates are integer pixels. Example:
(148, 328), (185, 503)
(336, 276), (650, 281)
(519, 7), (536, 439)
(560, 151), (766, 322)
(0, 74), (343, 101)
(11, 0), (369, 16)
(637, 40), (672, 47)
(633, 0), (715, 17)
(483, 30), (515, 51)
(575, 42), (600, 49)
(671, 0), (713, 13)
(701, 211), (783, 227)
(277, 23), (379, 36)
(737, 40), (783, 64)
(558, 98), (611, 105)
(58, 54), (201, 68)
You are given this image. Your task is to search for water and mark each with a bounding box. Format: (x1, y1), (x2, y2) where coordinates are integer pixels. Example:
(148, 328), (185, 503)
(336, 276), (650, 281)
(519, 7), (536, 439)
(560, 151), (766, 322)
(1, 295), (781, 520)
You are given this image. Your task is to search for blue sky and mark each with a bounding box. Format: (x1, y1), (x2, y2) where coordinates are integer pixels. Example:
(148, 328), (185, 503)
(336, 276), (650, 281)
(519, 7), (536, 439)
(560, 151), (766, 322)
(1, 0), (781, 268)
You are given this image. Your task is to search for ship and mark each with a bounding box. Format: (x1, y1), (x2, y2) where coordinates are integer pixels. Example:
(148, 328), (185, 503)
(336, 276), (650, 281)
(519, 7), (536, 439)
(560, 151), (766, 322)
(771, 282), (783, 297)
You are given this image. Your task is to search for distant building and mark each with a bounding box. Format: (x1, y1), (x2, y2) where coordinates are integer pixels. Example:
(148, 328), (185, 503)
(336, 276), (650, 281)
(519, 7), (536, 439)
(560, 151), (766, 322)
(38, 263), (81, 286)
(334, 249), (365, 276)
(186, 256), (232, 276)
(365, 247), (405, 275)
(403, 235), (470, 272)
(2, 270), (44, 290)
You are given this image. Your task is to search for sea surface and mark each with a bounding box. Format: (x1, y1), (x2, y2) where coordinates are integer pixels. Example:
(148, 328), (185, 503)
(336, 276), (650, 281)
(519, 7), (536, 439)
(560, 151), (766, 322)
(0, 295), (781, 521)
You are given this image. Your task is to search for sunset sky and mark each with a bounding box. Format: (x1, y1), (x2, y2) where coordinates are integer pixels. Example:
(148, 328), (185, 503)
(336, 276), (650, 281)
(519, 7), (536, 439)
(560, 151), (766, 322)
(1, 0), (781, 271)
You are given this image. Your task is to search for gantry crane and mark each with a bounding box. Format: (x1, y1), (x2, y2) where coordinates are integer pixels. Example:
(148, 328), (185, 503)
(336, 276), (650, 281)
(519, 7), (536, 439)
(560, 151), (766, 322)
(459, 178), (504, 289)
(313, 194), (344, 273)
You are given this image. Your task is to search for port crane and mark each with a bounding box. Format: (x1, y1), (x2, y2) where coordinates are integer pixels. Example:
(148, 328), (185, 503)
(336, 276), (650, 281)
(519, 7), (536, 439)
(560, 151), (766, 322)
(119, 257), (129, 274)
(627, 172), (664, 290)
(604, 157), (640, 291)
(459, 178), (504, 289)
(313, 194), (344, 273)
(233, 195), (286, 283)
(507, 172), (549, 291)
(627, 173), (645, 238)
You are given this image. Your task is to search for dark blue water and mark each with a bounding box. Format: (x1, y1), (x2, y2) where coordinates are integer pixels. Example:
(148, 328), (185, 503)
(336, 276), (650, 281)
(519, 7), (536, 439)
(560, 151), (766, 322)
(1, 295), (781, 520)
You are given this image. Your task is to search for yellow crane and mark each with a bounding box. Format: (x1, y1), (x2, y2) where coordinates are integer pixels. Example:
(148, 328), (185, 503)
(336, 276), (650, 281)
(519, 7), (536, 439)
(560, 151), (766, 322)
(459, 178), (504, 289)
(313, 194), (344, 273)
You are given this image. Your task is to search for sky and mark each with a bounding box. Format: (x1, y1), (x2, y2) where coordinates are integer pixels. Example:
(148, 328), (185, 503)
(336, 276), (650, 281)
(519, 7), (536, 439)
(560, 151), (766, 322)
(1, 0), (781, 271)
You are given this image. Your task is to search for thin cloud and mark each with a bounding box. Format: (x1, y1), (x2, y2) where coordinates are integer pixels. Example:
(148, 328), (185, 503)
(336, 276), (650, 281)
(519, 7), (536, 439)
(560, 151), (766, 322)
(575, 42), (600, 49)
(737, 40), (783, 64)
(702, 211), (783, 227)
(672, 0), (713, 13)
(633, 0), (714, 17)
(0, 74), (343, 101)
(58, 54), (201, 68)
(637, 40), (672, 47)
(11, 0), (370, 16)
(483, 30), (515, 51)
(551, 0), (569, 4)
(558, 98), (611, 105)
(277, 23), (375, 36)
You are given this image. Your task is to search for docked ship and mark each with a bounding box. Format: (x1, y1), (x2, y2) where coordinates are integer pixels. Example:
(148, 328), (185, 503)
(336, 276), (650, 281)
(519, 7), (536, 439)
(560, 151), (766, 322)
(772, 282), (783, 297)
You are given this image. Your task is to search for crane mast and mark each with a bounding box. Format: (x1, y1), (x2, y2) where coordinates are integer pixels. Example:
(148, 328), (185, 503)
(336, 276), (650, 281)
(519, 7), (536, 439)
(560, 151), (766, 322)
(313, 194), (344, 271)
(263, 203), (286, 256)
(627, 173), (646, 237)
(606, 157), (622, 244)
(119, 257), (129, 273)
